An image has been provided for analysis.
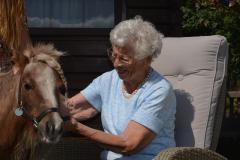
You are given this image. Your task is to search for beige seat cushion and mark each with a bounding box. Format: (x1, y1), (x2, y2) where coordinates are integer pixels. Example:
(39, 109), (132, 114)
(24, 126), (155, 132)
(152, 35), (228, 149)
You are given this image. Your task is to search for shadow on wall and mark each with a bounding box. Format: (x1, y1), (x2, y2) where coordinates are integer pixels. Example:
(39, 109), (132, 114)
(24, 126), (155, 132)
(174, 89), (195, 147)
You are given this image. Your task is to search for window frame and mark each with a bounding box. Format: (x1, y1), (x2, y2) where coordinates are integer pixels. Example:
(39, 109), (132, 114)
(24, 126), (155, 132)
(28, 0), (125, 36)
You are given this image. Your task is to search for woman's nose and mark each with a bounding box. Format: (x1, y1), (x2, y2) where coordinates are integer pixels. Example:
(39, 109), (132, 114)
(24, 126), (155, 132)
(113, 58), (123, 68)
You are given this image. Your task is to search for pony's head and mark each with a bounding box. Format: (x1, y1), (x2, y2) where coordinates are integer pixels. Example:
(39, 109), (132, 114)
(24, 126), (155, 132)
(16, 44), (67, 143)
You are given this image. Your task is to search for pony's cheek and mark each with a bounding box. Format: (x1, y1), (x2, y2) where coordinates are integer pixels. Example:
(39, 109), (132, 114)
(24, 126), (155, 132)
(58, 95), (69, 117)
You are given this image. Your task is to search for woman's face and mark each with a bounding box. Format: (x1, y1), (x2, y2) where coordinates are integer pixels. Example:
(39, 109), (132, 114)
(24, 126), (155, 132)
(109, 46), (151, 82)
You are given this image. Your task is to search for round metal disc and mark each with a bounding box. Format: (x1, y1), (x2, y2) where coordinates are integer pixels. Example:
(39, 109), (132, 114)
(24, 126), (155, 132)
(15, 107), (23, 116)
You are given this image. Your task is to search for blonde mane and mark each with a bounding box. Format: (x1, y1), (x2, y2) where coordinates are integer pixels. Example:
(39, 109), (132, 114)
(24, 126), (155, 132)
(31, 43), (68, 96)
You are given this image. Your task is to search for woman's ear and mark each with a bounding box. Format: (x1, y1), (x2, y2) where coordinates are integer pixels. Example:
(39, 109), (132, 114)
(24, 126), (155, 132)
(145, 56), (153, 65)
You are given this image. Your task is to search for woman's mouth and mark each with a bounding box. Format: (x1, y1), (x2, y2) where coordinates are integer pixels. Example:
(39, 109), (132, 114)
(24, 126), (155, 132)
(117, 70), (127, 77)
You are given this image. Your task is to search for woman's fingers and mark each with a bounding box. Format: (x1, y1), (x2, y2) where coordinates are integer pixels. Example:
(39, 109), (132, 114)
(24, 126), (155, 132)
(66, 100), (75, 108)
(59, 105), (70, 117)
(69, 107), (83, 114)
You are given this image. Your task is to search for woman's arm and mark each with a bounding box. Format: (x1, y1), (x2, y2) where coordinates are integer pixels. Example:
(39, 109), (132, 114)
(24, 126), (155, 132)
(65, 118), (156, 155)
(69, 102), (98, 121)
(60, 93), (98, 121)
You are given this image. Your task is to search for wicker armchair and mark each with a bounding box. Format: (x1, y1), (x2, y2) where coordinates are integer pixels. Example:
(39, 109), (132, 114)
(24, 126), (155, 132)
(155, 147), (226, 160)
(152, 35), (228, 160)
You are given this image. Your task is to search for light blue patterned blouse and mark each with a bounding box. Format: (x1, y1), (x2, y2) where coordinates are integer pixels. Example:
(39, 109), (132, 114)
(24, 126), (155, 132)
(81, 68), (176, 160)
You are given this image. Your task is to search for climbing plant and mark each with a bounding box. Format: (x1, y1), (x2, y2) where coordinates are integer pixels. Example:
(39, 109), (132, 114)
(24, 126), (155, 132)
(181, 0), (240, 88)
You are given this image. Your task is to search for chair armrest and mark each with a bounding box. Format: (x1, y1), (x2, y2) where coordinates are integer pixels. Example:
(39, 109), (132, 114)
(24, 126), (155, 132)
(154, 147), (227, 160)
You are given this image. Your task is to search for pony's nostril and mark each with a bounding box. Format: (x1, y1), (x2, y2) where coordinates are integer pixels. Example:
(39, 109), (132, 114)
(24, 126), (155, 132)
(46, 121), (55, 135)
(46, 120), (63, 137)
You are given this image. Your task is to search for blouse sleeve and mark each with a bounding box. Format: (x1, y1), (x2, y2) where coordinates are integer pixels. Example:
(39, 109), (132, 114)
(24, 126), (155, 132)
(81, 76), (103, 112)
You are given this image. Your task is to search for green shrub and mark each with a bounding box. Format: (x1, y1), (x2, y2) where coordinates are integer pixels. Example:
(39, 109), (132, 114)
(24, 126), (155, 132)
(181, 0), (240, 87)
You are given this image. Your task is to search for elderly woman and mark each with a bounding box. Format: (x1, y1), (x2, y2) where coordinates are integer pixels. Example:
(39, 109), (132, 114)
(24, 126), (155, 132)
(64, 17), (176, 160)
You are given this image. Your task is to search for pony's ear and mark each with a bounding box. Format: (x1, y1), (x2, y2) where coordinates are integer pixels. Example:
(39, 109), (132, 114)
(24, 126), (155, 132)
(23, 46), (34, 60)
(13, 48), (33, 74)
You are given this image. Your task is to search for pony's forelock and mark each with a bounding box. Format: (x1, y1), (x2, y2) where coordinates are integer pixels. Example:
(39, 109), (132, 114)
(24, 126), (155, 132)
(31, 43), (68, 97)
(32, 43), (65, 59)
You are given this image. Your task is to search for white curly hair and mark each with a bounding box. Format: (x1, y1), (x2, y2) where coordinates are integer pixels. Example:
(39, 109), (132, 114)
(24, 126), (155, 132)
(110, 16), (164, 60)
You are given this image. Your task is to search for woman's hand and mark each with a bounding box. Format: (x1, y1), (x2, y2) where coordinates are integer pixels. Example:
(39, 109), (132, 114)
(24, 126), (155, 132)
(60, 93), (98, 121)
(59, 93), (85, 117)
(66, 94), (84, 109)
(69, 104), (98, 121)
(64, 118), (79, 133)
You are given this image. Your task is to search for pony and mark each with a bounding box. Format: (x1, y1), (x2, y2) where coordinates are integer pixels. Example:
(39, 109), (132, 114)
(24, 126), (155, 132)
(0, 44), (67, 160)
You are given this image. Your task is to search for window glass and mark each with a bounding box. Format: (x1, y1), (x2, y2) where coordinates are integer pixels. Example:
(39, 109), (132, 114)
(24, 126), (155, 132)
(26, 0), (114, 28)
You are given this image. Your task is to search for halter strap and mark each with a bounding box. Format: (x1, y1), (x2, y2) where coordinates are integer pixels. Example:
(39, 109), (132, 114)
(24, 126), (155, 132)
(21, 107), (59, 128)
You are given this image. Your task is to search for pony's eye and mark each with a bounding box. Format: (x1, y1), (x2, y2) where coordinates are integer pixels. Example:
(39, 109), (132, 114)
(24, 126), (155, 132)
(59, 85), (66, 95)
(24, 83), (33, 91)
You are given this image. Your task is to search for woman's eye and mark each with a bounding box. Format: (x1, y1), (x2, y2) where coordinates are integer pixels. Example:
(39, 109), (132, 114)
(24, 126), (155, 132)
(24, 83), (33, 91)
(120, 57), (130, 63)
(122, 57), (129, 61)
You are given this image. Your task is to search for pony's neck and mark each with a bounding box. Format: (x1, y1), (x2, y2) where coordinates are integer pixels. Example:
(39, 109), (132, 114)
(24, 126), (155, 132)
(0, 69), (37, 159)
(0, 70), (22, 148)
(0, 70), (20, 116)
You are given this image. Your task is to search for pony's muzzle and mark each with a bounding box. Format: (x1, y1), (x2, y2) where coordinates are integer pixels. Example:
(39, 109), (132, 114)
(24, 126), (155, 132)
(45, 118), (63, 141)
(40, 112), (63, 143)
(46, 120), (63, 136)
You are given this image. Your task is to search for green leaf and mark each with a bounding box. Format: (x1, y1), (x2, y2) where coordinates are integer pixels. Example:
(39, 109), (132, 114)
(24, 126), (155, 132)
(181, 0), (240, 81)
